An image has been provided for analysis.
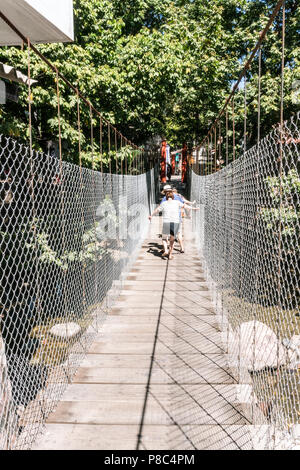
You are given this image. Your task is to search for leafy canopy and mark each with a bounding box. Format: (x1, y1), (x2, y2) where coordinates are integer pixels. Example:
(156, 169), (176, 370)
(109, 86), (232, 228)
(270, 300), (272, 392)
(0, 0), (298, 161)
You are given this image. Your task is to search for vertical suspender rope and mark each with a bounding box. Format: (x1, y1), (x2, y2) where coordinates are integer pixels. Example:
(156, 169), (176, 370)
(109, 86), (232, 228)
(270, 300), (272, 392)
(230, 97), (235, 347)
(252, 46), (262, 405)
(89, 104), (98, 328)
(99, 116), (108, 313)
(226, 109), (229, 167)
(77, 90), (87, 320)
(55, 69), (63, 176)
(210, 132), (213, 174)
(124, 137), (128, 176)
(213, 124), (218, 307)
(218, 121), (222, 171)
(208, 135), (211, 175)
(27, 39), (33, 162)
(108, 124), (115, 311)
(128, 139), (131, 175)
(100, 117), (103, 174)
(108, 122), (112, 192)
(136, 145), (139, 202)
(27, 39), (48, 426)
(275, 2), (285, 444)
(206, 137), (209, 176)
(107, 120), (113, 297)
(114, 128), (120, 286)
(129, 142), (133, 175)
(214, 126), (217, 173)
(55, 67), (72, 377)
(257, 48), (262, 146)
(115, 128), (118, 175)
(142, 148), (144, 174)
(244, 75), (247, 154)
(238, 74), (247, 384)
(131, 143), (135, 175)
(120, 135), (123, 176)
(222, 111), (228, 348)
(55, 68), (66, 326)
(207, 136), (210, 175)
(203, 139), (205, 176)
(27, 38), (34, 245)
(120, 136), (122, 176)
(27, 38), (36, 280)
(202, 139), (208, 176)
(232, 97), (235, 163)
(200, 144), (203, 176)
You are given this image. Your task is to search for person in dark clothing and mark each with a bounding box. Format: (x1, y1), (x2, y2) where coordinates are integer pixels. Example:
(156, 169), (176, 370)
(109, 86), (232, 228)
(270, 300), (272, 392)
(167, 163), (172, 182)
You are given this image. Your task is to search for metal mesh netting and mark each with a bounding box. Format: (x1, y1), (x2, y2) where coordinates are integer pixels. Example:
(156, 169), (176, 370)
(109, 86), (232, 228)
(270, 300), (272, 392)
(190, 112), (300, 450)
(0, 134), (157, 450)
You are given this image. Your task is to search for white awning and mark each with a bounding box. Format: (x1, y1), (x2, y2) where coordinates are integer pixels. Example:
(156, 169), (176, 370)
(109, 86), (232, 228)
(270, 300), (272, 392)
(0, 62), (37, 85)
(0, 0), (74, 46)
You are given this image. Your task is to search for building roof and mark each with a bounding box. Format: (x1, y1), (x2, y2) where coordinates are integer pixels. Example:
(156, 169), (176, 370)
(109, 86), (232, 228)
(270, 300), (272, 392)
(0, 62), (37, 85)
(0, 0), (74, 46)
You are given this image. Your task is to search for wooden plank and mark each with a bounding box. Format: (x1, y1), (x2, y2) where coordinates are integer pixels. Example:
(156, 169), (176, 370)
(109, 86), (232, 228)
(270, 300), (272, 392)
(109, 307), (161, 316)
(32, 424), (170, 450)
(102, 316), (220, 334)
(45, 398), (166, 425)
(32, 423), (254, 450)
(73, 367), (170, 384)
(33, 424), (141, 450)
(45, 384), (246, 426)
(71, 365), (235, 386)
(123, 281), (208, 290)
(109, 304), (216, 316)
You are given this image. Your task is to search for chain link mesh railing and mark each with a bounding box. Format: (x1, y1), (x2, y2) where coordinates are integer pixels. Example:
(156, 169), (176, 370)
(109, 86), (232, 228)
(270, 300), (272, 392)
(190, 112), (300, 450)
(0, 134), (158, 450)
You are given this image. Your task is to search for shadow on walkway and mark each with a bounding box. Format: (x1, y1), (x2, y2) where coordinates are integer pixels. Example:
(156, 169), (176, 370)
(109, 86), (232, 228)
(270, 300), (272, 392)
(33, 176), (253, 450)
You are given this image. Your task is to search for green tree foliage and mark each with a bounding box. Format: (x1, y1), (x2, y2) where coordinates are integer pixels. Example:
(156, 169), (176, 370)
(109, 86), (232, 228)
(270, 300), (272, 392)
(0, 0), (298, 160)
(223, 0), (299, 159)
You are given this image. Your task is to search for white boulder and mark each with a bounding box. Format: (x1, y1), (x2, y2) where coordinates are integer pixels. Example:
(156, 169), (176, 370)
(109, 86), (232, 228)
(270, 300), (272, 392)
(238, 320), (286, 371)
(49, 322), (81, 340)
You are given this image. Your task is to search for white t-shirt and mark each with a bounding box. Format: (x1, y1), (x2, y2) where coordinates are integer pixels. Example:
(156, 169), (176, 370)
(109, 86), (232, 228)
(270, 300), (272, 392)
(159, 199), (183, 224)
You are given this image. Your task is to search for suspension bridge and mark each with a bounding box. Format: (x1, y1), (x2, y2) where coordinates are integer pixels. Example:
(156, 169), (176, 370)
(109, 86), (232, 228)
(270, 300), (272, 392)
(0, 0), (299, 451)
(31, 177), (257, 451)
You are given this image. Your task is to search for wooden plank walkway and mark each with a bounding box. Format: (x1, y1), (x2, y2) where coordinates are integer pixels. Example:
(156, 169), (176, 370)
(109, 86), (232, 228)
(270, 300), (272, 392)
(33, 212), (254, 450)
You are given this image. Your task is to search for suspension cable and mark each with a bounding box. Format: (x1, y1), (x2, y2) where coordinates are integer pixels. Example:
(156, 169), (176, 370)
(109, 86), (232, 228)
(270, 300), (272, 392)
(0, 10), (141, 152)
(196, 0), (285, 152)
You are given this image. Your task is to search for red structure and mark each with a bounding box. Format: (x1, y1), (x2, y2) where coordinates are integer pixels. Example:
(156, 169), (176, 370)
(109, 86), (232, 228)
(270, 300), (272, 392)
(171, 153), (175, 175)
(160, 140), (167, 183)
(181, 143), (187, 183)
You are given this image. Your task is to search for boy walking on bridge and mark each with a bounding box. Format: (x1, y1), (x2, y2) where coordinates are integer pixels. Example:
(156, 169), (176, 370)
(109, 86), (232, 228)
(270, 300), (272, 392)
(149, 190), (184, 260)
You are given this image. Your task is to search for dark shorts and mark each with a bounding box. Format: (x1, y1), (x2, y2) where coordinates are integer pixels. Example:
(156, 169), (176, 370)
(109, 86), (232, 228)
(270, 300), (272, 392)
(162, 222), (180, 237)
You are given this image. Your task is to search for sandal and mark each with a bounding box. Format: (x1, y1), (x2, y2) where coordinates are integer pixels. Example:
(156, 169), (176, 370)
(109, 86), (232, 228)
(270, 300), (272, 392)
(168, 255), (174, 260)
(162, 252), (168, 258)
